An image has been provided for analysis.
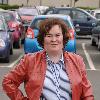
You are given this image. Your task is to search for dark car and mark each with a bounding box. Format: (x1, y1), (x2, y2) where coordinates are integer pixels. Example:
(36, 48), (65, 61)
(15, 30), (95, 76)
(91, 24), (100, 51)
(0, 15), (14, 62)
(43, 7), (98, 35)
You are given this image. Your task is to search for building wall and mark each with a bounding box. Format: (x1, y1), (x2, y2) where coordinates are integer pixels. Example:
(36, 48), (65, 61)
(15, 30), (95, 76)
(0, 0), (8, 4)
(75, 0), (100, 8)
(8, 0), (100, 8)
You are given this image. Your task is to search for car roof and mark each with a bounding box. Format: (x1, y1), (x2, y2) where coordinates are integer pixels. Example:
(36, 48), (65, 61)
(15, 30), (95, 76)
(44, 7), (96, 19)
(31, 14), (74, 30)
(33, 14), (71, 20)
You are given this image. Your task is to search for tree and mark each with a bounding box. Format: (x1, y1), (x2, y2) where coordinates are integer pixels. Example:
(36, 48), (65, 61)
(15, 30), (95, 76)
(2, 0), (3, 4)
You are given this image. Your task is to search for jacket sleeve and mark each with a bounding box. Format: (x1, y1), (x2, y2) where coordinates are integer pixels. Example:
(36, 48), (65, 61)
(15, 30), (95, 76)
(2, 54), (29, 100)
(78, 55), (94, 100)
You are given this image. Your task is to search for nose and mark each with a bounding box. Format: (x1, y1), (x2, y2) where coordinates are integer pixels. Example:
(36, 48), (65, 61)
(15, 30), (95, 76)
(51, 36), (56, 41)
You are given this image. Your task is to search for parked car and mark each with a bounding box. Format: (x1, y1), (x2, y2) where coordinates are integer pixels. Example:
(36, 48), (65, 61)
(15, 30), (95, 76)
(0, 10), (24, 48)
(91, 24), (100, 51)
(0, 15), (14, 62)
(24, 14), (76, 53)
(17, 7), (40, 22)
(90, 9), (100, 20)
(17, 7), (41, 30)
(43, 7), (98, 35)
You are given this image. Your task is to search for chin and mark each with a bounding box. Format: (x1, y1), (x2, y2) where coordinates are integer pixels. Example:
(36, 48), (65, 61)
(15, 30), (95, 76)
(50, 49), (60, 52)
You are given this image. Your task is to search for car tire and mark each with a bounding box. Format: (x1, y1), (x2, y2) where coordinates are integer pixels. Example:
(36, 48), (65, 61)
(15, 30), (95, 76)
(98, 39), (100, 51)
(5, 56), (10, 63)
(5, 50), (10, 63)
(91, 37), (96, 46)
(10, 46), (13, 55)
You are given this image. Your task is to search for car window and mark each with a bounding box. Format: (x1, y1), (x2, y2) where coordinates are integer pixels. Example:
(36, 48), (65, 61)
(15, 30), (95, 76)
(0, 19), (5, 30)
(30, 19), (45, 29)
(95, 13), (100, 19)
(72, 10), (88, 19)
(3, 13), (15, 21)
(91, 11), (95, 16)
(30, 18), (72, 30)
(58, 9), (71, 15)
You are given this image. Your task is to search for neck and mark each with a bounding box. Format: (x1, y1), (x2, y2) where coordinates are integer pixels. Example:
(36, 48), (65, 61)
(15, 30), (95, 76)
(46, 50), (63, 63)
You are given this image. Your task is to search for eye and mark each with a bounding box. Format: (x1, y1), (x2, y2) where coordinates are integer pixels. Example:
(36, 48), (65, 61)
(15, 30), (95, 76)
(56, 34), (61, 37)
(46, 34), (52, 37)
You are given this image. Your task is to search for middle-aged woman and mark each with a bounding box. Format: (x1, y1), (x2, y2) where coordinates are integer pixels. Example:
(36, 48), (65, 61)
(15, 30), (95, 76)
(2, 18), (94, 100)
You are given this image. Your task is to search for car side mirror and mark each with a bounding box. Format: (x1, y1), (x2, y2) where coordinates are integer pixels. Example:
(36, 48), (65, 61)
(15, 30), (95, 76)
(75, 24), (80, 32)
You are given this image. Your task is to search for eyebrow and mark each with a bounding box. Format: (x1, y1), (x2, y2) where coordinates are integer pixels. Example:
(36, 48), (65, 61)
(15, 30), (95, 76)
(47, 33), (62, 35)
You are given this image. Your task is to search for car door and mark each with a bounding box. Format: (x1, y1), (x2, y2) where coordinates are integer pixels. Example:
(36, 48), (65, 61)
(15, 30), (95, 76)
(72, 9), (96, 35)
(92, 25), (100, 43)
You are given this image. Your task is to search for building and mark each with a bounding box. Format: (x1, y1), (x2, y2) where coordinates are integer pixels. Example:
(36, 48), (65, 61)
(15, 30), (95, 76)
(0, 0), (8, 4)
(6, 0), (100, 8)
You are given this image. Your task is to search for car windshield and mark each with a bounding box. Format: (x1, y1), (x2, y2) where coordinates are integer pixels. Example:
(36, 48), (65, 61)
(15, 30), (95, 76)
(14, 12), (22, 22)
(3, 13), (15, 22)
(18, 8), (39, 16)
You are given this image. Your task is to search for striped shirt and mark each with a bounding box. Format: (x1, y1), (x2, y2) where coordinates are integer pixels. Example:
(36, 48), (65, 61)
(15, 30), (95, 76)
(40, 54), (72, 100)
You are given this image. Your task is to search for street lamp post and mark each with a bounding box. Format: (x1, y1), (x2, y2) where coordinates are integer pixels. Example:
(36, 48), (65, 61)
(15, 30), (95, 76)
(40, 0), (42, 6)
(27, 0), (29, 6)
(70, 0), (73, 7)
(2, 0), (3, 4)
(7, 0), (8, 5)
(99, 0), (100, 8)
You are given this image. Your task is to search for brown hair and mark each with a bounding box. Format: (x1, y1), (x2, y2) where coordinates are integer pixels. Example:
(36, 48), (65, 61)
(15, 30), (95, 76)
(37, 18), (70, 48)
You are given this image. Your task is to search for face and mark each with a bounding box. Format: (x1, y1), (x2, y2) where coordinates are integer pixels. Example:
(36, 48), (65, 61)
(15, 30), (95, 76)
(44, 25), (63, 53)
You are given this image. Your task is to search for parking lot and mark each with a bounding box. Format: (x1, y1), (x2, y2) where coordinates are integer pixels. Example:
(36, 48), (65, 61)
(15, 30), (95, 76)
(0, 37), (100, 99)
(0, 5), (100, 99)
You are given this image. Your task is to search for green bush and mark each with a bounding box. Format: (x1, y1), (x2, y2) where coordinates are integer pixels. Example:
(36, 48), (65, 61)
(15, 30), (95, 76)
(0, 4), (20, 10)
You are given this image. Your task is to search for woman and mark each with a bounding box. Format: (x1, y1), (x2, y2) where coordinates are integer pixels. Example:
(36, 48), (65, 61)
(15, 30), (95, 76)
(2, 18), (94, 100)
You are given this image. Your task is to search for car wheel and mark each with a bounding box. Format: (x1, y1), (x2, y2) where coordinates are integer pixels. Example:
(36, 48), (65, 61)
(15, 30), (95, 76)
(98, 39), (100, 51)
(10, 46), (13, 55)
(91, 37), (96, 46)
(5, 56), (10, 63)
(5, 50), (10, 63)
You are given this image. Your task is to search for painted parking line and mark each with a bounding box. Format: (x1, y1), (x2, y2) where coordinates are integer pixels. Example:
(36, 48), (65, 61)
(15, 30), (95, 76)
(82, 43), (96, 70)
(1, 54), (24, 68)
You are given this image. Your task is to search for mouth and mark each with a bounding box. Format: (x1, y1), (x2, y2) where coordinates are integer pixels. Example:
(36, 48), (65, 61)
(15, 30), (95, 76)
(51, 44), (58, 46)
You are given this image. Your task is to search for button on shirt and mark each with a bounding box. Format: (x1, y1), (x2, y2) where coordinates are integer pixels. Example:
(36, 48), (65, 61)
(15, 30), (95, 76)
(40, 54), (72, 100)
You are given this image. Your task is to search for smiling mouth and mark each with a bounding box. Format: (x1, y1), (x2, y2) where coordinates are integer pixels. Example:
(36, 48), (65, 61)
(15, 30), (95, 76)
(51, 44), (58, 45)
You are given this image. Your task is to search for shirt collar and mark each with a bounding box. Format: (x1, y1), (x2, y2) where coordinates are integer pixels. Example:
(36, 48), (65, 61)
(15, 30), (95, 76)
(46, 53), (64, 64)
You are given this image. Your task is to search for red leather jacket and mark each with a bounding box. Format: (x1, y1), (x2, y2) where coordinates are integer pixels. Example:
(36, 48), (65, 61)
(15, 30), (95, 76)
(2, 51), (94, 100)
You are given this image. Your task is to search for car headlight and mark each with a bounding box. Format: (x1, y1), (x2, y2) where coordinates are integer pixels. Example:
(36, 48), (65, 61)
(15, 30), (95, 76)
(0, 39), (5, 47)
